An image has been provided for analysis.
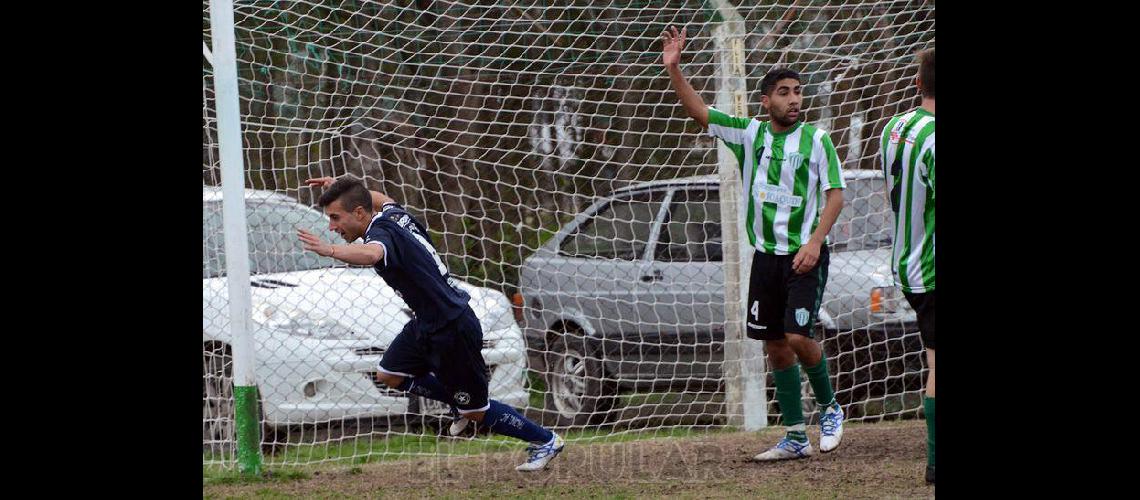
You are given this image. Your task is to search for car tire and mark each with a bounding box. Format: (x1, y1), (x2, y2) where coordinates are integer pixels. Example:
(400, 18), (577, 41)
(541, 326), (615, 428)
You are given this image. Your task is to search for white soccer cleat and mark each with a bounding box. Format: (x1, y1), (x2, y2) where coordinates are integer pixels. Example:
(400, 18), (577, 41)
(753, 436), (813, 461)
(515, 433), (565, 472)
(819, 403), (845, 453)
(448, 416), (470, 436)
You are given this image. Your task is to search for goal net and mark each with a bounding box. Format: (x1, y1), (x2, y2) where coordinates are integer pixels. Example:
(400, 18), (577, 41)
(203, 0), (934, 469)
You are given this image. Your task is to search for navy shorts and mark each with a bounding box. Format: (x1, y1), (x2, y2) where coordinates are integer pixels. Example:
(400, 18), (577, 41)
(377, 307), (490, 413)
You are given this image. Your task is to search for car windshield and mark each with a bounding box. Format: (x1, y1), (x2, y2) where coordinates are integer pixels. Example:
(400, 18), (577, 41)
(829, 176), (893, 252)
(203, 200), (340, 278)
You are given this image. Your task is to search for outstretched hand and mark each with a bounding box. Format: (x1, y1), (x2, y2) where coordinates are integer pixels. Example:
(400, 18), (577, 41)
(297, 228), (334, 257)
(661, 25), (687, 67)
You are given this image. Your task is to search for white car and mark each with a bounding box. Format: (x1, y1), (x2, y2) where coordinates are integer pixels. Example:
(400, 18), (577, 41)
(202, 187), (528, 449)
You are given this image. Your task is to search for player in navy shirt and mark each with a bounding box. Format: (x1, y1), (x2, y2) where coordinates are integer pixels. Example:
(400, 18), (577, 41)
(298, 176), (564, 471)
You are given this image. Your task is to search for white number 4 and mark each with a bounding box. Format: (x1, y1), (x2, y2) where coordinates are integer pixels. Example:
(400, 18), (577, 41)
(751, 300), (759, 321)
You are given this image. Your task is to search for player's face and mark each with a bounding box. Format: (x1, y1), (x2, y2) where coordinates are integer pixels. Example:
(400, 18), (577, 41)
(761, 78), (803, 128)
(324, 199), (368, 242)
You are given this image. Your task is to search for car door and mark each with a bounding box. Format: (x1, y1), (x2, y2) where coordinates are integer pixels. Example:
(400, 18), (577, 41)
(550, 189), (670, 379)
(642, 186), (727, 384)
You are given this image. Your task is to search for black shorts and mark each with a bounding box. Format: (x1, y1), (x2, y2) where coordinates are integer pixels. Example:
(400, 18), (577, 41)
(745, 246), (829, 340)
(904, 290), (935, 350)
(377, 307), (490, 413)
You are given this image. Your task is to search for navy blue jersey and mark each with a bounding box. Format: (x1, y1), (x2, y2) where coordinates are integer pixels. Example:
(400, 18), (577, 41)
(363, 203), (471, 333)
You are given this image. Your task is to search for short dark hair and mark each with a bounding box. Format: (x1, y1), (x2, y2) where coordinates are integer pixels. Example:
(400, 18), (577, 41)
(760, 68), (802, 96)
(918, 48), (934, 98)
(318, 176), (373, 212)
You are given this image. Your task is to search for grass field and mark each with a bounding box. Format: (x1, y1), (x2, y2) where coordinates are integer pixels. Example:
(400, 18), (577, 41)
(205, 425), (721, 474)
(204, 419), (933, 498)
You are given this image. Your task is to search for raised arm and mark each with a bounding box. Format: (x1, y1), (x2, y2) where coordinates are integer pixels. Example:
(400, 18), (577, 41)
(661, 25), (708, 129)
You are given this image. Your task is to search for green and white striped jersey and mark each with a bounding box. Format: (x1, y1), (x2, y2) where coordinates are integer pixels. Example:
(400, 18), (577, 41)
(707, 107), (846, 255)
(880, 108), (935, 293)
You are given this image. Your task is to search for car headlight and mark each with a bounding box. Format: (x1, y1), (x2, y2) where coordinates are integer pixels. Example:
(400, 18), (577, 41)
(254, 305), (356, 340)
(870, 286), (903, 314)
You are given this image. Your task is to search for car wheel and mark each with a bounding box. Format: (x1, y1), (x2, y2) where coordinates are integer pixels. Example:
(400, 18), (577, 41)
(541, 327), (615, 428)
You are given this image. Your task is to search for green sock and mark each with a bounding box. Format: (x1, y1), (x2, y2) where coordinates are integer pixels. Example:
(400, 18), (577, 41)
(924, 396), (935, 467)
(803, 357), (836, 410)
(773, 364), (805, 435)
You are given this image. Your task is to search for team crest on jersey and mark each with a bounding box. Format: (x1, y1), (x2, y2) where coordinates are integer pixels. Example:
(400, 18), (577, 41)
(453, 391), (471, 405)
(397, 215), (411, 227)
(795, 308), (809, 327)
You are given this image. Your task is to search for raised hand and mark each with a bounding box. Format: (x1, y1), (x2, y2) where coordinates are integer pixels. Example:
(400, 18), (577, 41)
(305, 177), (336, 189)
(661, 25), (687, 67)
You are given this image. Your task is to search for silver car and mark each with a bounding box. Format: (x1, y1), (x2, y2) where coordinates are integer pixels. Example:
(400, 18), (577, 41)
(518, 170), (920, 426)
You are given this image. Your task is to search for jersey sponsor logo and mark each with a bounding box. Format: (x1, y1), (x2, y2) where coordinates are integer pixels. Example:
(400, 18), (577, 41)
(755, 182), (803, 207)
(784, 153), (804, 166)
(755, 147), (768, 162)
(397, 215), (411, 227)
(795, 308), (809, 327)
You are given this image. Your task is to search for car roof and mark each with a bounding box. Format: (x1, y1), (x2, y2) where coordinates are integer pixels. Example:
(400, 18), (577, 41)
(202, 186), (300, 204)
(610, 169), (882, 196)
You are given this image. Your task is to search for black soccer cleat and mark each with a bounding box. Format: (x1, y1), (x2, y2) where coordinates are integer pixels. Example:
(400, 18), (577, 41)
(925, 465), (935, 485)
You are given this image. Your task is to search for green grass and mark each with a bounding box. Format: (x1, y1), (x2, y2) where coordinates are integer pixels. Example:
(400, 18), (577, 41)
(526, 370), (546, 408)
(204, 424), (727, 482)
(205, 420), (933, 498)
(274, 425), (720, 465)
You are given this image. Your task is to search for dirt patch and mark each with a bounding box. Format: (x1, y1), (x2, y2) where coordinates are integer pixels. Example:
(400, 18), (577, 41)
(205, 420), (933, 498)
